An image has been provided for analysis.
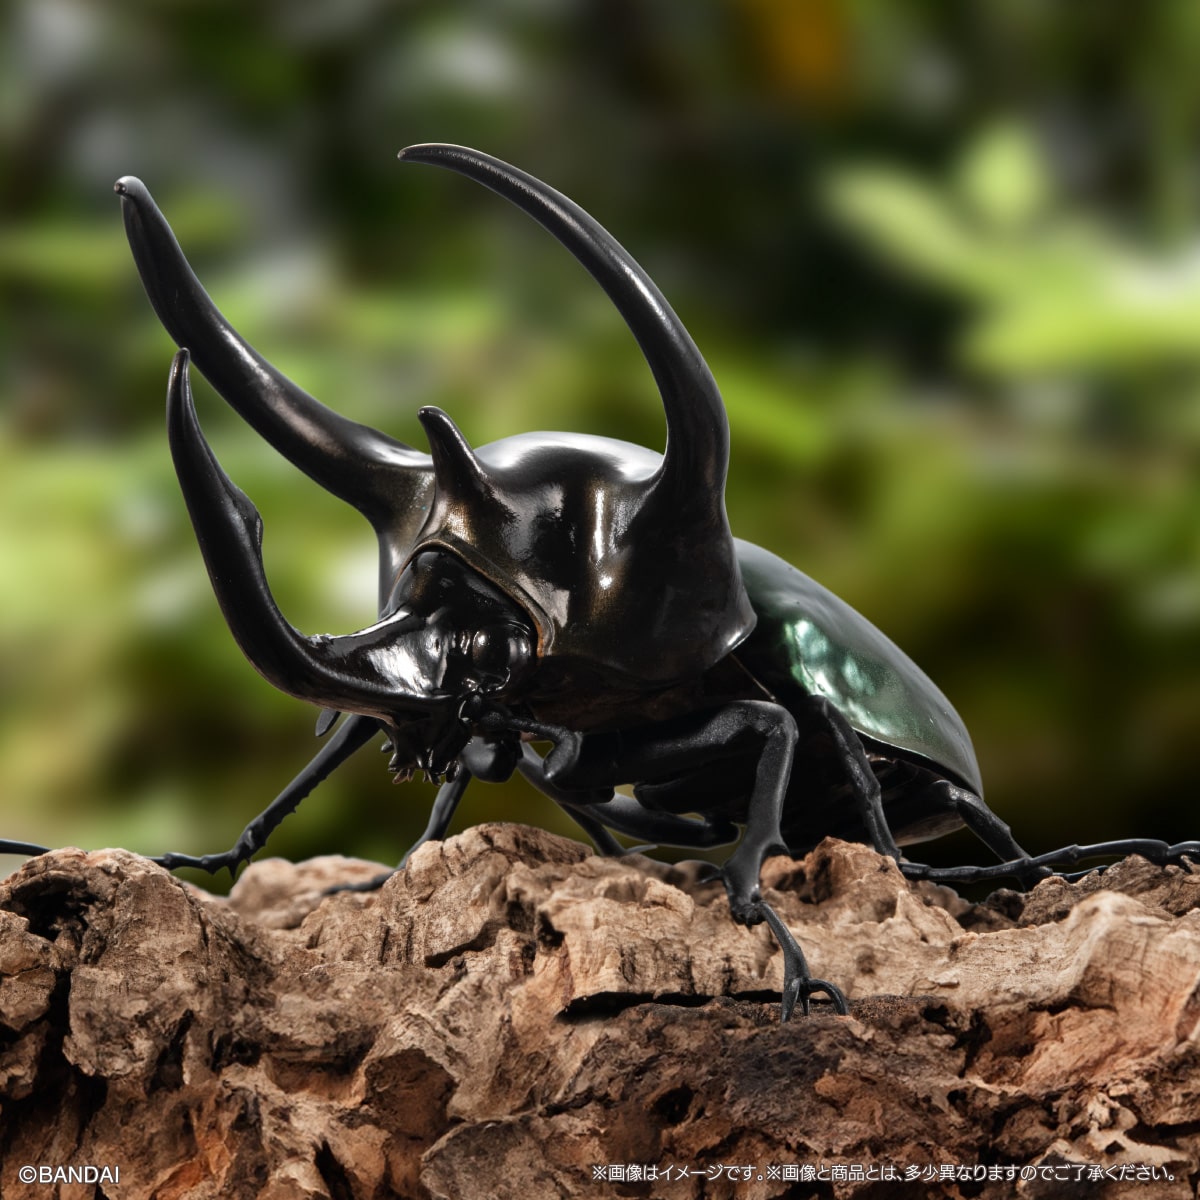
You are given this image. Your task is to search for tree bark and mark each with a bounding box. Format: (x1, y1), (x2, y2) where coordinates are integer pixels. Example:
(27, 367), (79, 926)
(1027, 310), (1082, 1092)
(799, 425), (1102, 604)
(0, 826), (1197, 1198)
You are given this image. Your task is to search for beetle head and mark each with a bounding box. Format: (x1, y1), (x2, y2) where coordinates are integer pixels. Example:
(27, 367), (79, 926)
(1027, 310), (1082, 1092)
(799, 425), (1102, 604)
(166, 350), (536, 780)
(118, 146), (755, 691)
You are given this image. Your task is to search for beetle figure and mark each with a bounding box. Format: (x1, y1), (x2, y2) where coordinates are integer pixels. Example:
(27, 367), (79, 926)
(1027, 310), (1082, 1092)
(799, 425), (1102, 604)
(3, 146), (1061, 1018)
(103, 142), (1057, 1018)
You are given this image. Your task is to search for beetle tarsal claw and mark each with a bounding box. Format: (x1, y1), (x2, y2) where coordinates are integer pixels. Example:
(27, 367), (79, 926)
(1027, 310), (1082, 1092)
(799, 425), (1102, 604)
(787, 978), (850, 1021)
(758, 901), (849, 1021)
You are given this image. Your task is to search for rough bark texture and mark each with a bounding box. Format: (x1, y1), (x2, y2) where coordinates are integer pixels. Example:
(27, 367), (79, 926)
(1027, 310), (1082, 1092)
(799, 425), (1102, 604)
(0, 825), (1197, 1199)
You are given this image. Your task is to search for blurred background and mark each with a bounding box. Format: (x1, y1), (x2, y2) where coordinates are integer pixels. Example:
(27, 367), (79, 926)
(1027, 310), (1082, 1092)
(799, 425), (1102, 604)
(2, 0), (1199, 890)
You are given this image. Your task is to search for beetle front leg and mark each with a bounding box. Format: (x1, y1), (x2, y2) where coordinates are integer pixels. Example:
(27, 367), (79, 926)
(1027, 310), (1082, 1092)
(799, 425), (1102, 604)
(328, 732), (531, 895)
(327, 767), (476, 895)
(153, 712), (381, 878)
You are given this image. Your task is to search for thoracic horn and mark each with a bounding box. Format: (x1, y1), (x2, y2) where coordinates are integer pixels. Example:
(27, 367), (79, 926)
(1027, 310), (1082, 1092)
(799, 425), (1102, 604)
(397, 144), (731, 509)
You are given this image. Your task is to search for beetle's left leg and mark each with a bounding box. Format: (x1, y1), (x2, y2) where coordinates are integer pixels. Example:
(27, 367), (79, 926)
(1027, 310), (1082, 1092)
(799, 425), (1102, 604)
(522, 701), (795, 921)
(512, 745), (629, 856)
(516, 743), (738, 856)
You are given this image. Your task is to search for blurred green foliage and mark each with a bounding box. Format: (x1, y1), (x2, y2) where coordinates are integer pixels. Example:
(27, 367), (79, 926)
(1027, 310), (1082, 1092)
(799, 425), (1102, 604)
(2, 0), (1199, 888)
(828, 121), (1200, 371)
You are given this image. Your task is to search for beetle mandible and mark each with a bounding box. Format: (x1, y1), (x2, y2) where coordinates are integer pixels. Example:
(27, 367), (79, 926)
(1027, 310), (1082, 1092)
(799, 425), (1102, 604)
(8, 145), (1058, 1018)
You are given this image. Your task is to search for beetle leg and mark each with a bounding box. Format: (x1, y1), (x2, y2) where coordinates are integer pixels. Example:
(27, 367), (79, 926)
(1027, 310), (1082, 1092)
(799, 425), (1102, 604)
(715, 703), (799, 924)
(328, 732), (537, 894)
(515, 743), (738, 856)
(798, 696), (903, 863)
(928, 780), (1048, 887)
(552, 805), (629, 858)
(512, 700), (796, 925)
(325, 767), (477, 895)
(328, 731), (531, 893)
(563, 797), (740, 852)
(514, 744), (625, 856)
(925, 780), (1027, 858)
(758, 902), (849, 1019)
(401, 767), (472, 866)
(904, 837), (1200, 886)
(153, 712), (381, 878)
(0, 839), (53, 858)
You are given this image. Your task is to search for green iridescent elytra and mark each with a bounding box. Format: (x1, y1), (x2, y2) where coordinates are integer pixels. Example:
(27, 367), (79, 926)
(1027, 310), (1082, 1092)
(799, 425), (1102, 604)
(734, 540), (982, 798)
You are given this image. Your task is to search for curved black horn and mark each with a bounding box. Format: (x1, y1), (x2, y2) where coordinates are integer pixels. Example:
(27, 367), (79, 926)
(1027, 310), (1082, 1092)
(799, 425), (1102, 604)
(118, 177), (429, 523)
(166, 350), (441, 718)
(417, 406), (491, 500)
(397, 144), (730, 502)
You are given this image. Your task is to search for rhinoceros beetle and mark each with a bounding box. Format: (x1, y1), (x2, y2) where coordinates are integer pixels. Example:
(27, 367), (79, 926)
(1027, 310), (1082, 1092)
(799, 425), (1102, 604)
(4, 145), (1198, 1018)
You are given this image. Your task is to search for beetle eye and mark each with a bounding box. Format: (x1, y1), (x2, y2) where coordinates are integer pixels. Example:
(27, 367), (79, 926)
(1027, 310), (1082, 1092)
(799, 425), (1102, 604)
(469, 626), (533, 691)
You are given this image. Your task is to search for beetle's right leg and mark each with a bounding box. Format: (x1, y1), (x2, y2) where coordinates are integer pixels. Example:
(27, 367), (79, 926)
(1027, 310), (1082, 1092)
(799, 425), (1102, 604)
(328, 730), (539, 894)
(153, 712), (381, 878)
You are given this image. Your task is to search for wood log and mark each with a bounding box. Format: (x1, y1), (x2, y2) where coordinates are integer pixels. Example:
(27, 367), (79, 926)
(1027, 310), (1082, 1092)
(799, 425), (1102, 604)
(0, 826), (1197, 1198)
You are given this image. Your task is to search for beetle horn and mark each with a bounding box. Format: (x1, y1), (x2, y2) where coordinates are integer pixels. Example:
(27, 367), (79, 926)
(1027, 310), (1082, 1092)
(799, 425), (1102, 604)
(397, 144), (730, 503)
(166, 349), (444, 718)
(116, 176), (430, 524)
(417, 406), (491, 499)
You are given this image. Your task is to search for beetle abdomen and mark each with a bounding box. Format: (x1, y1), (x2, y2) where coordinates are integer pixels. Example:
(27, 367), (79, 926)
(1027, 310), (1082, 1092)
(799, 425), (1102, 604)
(734, 540), (983, 797)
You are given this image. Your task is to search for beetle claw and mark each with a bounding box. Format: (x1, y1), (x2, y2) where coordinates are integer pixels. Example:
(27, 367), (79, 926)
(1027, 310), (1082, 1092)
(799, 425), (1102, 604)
(758, 900), (849, 1021)
(783, 977), (850, 1021)
(150, 845), (253, 878)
